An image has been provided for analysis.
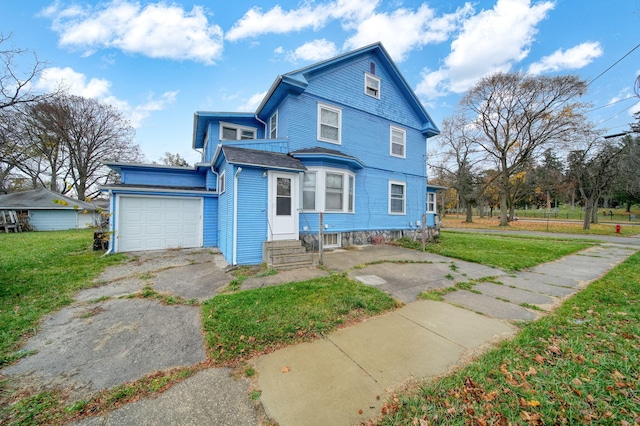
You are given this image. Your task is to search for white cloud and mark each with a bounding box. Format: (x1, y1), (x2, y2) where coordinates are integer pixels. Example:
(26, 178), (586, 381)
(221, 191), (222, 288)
(228, 0), (472, 64)
(226, 0), (381, 41)
(226, 4), (330, 41)
(283, 39), (339, 63)
(35, 67), (111, 98)
(416, 0), (555, 99)
(35, 67), (177, 129)
(238, 91), (267, 112)
(343, 3), (473, 62)
(528, 42), (603, 75)
(41, 1), (223, 64)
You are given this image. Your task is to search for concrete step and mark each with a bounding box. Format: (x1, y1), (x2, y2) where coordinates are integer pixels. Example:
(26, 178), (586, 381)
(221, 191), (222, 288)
(270, 252), (314, 266)
(267, 246), (307, 256)
(264, 240), (304, 248)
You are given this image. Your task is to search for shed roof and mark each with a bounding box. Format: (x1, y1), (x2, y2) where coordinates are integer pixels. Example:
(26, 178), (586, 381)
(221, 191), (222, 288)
(0, 188), (97, 211)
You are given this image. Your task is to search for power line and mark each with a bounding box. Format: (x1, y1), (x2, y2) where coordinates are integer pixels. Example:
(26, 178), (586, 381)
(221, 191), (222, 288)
(587, 95), (637, 112)
(587, 42), (640, 87)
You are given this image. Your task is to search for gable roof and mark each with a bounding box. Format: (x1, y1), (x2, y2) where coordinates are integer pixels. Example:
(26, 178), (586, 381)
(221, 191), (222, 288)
(220, 146), (306, 171)
(0, 188), (97, 211)
(256, 42), (439, 137)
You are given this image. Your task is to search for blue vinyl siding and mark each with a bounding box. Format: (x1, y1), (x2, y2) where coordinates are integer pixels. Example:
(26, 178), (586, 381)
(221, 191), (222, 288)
(122, 168), (205, 188)
(203, 196), (218, 246)
(299, 168), (426, 234)
(217, 161), (234, 264)
(29, 210), (77, 231)
(304, 54), (423, 129)
(286, 95), (426, 179)
(235, 168), (268, 264)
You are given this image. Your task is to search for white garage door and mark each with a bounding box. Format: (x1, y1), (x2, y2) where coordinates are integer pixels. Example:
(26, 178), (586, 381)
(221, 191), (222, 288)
(117, 196), (202, 252)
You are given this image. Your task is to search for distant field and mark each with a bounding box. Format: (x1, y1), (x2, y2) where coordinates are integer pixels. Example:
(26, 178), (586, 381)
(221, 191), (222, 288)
(441, 216), (640, 236)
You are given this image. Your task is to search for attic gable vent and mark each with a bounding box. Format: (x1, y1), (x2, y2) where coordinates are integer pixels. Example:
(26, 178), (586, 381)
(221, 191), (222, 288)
(370, 62), (375, 74)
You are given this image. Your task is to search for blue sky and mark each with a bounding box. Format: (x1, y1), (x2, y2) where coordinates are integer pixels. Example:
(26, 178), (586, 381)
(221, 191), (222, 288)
(2, 0), (639, 164)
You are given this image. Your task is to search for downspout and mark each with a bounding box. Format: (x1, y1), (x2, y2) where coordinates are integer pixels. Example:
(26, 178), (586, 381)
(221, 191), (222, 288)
(232, 167), (243, 265)
(255, 114), (268, 137)
(105, 190), (115, 255)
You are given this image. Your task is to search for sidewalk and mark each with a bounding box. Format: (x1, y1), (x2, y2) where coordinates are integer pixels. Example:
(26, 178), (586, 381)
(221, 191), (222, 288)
(251, 243), (638, 425)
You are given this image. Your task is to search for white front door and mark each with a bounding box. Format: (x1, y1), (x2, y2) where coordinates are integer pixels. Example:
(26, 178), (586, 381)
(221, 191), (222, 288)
(268, 171), (299, 240)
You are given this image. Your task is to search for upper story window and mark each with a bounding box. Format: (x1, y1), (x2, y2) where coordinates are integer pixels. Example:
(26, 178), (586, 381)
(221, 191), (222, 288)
(318, 103), (341, 144)
(427, 192), (436, 213)
(302, 167), (354, 213)
(220, 122), (256, 140)
(389, 180), (405, 215)
(365, 72), (381, 99)
(390, 126), (406, 158)
(269, 111), (278, 139)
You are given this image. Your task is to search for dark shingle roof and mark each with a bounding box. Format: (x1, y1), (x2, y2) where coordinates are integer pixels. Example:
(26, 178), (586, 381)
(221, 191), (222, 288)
(222, 146), (306, 171)
(290, 147), (366, 168)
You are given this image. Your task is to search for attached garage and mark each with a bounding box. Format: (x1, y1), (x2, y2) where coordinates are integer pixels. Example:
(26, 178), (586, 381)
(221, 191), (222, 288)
(116, 195), (203, 252)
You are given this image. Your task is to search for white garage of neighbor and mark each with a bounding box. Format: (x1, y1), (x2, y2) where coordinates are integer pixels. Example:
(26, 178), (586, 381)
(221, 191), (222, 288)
(115, 195), (203, 252)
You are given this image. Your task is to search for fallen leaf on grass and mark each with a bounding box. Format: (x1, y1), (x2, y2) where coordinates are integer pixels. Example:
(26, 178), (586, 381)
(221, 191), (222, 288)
(281, 366), (290, 373)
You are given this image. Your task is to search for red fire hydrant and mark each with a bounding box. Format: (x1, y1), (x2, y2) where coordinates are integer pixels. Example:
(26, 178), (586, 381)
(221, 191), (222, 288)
(616, 224), (621, 234)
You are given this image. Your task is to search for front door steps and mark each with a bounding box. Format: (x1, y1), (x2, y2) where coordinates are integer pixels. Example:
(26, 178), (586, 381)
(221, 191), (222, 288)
(263, 240), (315, 270)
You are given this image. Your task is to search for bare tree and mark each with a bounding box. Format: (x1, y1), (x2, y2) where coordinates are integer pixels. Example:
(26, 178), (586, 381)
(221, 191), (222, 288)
(430, 114), (485, 222)
(566, 127), (624, 230)
(29, 94), (142, 200)
(0, 33), (48, 110)
(615, 113), (640, 210)
(460, 72), (587, 226)
(0, 35), (67, 193)
(159, 152), (191, 167)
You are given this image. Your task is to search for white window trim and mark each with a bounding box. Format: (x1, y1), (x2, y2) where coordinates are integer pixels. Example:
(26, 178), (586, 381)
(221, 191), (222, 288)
(390, 126), (406, 159)
(219, 122), (257, 140)
(389, 180), (406, 215)
(301, 167), (355, 214)
(269, 111), (278, 139)
(364, 72), (381, 99)
(427, 192), (436, 213)
(219, 171), (226, 194)
(317, 103), (342, 145)
(302, 171), (317, 211)
(323, 232), (341, 249)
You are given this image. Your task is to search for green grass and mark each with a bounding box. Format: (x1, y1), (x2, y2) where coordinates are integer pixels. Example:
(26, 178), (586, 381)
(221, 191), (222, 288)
(202, 274), (400, 365)
(0, 230), (126, 365)
(0, 367), (199, 425)
(378, 251), (640, 425)
(396, 232), (593, 271)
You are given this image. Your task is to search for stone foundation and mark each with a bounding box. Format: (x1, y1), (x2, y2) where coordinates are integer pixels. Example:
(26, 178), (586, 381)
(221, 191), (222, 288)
(299, 227), (440, 251)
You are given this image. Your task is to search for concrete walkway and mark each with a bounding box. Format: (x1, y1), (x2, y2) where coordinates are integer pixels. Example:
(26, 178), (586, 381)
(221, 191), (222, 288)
(2, 235), (637, 426)
(250, 242), (638, 425)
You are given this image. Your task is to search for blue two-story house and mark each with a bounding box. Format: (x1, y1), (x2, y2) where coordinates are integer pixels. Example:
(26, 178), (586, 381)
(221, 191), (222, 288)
(102, 42), (440, 266)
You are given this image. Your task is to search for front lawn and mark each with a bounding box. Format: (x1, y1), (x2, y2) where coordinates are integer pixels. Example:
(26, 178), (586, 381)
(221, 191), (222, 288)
(0, 230), (126, 365)
(396, 232), (593, 271)
(202, 274), (400, 365)
(377, 251), (640, 425)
